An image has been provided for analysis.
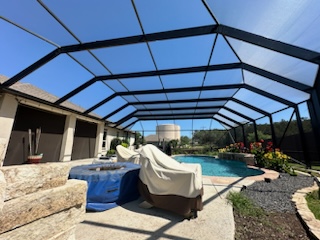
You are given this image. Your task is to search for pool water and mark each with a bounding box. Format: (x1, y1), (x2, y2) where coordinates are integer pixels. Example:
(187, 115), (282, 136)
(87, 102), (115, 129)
(173, 155), (264, 177)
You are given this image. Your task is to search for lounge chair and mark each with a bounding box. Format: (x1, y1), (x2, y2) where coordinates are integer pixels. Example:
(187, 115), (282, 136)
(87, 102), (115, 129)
(116, 145), (141, 164)
(138, 144), (203, 218)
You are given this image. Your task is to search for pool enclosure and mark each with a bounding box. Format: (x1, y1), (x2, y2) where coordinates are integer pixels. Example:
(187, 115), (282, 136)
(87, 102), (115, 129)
(1, 1), (320, 167)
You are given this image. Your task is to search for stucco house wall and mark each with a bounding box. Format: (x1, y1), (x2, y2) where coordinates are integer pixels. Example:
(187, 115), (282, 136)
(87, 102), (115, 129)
(0, 75), (136, 166)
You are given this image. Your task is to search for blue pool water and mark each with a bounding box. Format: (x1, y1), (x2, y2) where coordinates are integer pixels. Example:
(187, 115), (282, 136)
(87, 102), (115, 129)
(173, 155), (264, 177)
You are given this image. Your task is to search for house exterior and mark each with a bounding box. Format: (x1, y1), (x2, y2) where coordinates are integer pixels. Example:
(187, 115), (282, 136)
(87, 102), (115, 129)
(0, 75), (135, 166)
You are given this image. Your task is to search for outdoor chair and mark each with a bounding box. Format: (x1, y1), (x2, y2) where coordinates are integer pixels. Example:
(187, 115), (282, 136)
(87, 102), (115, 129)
(138, 144), (203, 218)
(116, 145), (141, 164)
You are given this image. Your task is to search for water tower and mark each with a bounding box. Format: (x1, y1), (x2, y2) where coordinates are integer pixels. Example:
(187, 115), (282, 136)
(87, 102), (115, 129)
(156, 124), (180, 141)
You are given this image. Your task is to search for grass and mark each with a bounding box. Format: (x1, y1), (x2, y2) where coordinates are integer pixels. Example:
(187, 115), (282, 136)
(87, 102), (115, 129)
(306, 190), (320, 220)
(288, 163), (320, 177)
(226, 191), (265, 217)
(288, 162), (320, 171)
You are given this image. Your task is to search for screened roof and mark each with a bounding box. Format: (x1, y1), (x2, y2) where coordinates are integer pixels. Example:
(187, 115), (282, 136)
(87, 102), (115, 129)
(1, 1), (320, 133)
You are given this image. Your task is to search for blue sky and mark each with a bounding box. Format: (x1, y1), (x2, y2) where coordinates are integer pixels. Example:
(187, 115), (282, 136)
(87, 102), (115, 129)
(0, 1), (315, 137)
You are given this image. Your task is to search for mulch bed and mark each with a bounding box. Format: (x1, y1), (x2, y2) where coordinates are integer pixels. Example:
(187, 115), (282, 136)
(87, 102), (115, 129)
(234, 211), (311, 240)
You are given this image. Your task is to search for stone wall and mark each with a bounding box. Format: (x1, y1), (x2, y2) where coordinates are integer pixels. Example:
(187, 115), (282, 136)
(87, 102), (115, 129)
(218, 152), (255, 165)
(292, 182), (320, 240)
(0, 162), (87, 240)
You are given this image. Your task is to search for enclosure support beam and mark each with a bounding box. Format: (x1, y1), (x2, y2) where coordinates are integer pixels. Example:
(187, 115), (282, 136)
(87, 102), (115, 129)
(294, 106), (311, 168)
(55, 77), (98, 105)
(216, 113), (241, 126)
(308, 66), (320, 164)
(122, 121), (137, 131)
(241, 125), (246, 148)
(1, 49), (61, 87)
(269, 115), (277, 148)
(217, 25), (320, 64)
(307, 90), (320, 163)
(253, 121), (258, 142)
(214, 117), (233, 129)
(102, 104), (129, 120)
(243, 64), (309, 91)
(245, 85), (295, 107)
(278, 110), (295, 148)
(233, 128), (237, 143)
(59, 24), (320, 64)
(224, 106), (254, 122)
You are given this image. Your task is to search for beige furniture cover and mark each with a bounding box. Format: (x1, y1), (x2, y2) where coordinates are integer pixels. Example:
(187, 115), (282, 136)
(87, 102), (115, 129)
(116, 145), (141, 164)
(139, 144), (203, 198)
(138, 144), (203, 217)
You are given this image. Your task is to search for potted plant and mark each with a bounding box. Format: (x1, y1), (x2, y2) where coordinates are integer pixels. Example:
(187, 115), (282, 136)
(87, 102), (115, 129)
(27, 128), (43, 164)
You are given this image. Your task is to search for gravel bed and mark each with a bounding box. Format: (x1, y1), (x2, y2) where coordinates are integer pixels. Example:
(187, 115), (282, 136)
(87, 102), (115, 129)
(242, 173), (315, 213)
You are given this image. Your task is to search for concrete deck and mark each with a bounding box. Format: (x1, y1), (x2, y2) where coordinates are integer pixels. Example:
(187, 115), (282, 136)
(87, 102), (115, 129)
(75, 169), (279, 240)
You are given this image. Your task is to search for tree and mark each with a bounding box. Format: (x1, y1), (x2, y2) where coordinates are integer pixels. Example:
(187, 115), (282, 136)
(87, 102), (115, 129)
(180, 136), (190, 146)
(247, 130), (271, 143)
(193, 130), (226, 146)
(134, 131), (146, 148)
(169, 139), (179, 149)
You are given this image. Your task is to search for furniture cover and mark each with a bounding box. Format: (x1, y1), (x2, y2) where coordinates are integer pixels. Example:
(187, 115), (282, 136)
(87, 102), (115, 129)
(138, 144), (203, 217)
(69, 162), (140, 211)
(116, 145), (141, 164)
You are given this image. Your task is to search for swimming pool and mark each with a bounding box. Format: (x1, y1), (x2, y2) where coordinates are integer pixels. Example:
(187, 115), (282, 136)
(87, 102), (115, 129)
(173, 155), (264, 177)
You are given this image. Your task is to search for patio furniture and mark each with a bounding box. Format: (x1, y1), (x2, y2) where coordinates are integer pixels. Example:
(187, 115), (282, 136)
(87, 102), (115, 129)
(116, 145), (141, 164)
(138, 144), (203, 218)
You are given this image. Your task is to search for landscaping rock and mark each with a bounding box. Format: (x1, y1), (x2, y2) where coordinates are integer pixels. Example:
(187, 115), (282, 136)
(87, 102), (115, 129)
(2, 163), (71, 201)
(242, 173), (314, 213)
(292, 183), (320, 240)
(0, 205), (85, 240)
(0, 179), (87, 234)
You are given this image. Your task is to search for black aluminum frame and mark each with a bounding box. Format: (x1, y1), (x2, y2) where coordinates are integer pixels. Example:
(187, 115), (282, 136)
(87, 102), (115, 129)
(1, 8), (320, 166)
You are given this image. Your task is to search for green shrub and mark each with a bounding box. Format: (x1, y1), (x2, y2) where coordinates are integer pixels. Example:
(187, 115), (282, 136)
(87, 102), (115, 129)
(107, 149), (115, 155)
(110, 138), (122, 150)
(121, 142), (129, 148)
(122, 139), (129, 145)
(226, 191), (265, 217)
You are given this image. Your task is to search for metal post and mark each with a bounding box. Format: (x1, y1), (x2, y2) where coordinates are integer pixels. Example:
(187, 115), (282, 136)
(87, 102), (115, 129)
(241, 125), (246, 148)
(295, 106), (311, 168)
(306, 69), (320, 166)
(253, 121), (258, 142)
(307, 92), (320, 164)
(308, 90), (320, 139)
(278, 110), (295, 148)
(269, 115), (277, 148)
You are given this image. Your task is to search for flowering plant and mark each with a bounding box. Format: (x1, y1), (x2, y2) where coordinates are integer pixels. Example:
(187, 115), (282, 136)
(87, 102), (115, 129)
(250, 140), (273, 167)
(250, 140), (294, 174)
(263, 148), (290, 172)
(225, 142), (246, 153)
(218, 148), (227, 153)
